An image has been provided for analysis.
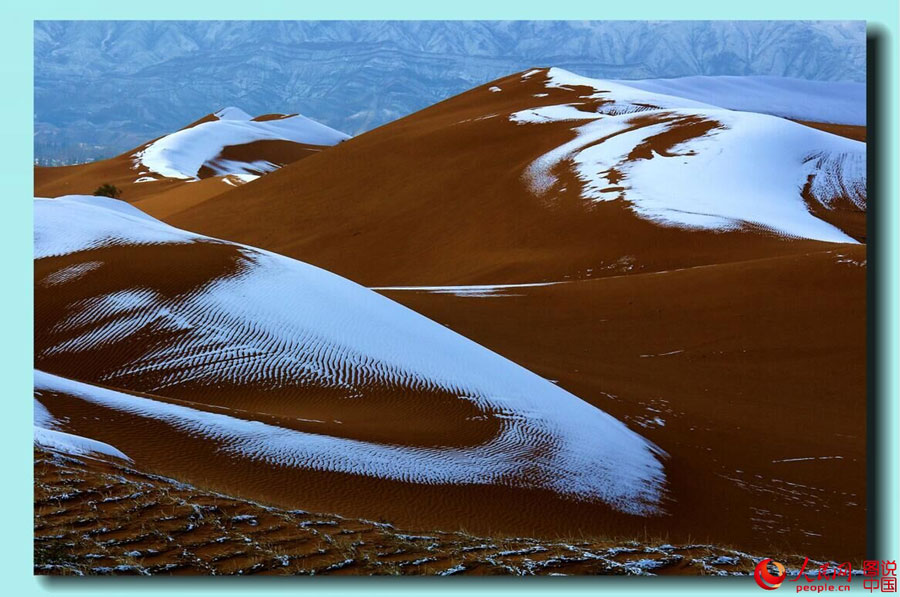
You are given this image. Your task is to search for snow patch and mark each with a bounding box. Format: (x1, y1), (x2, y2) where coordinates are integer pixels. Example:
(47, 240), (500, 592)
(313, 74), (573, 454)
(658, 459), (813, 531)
(134, 109), (349, 180)
(510, 104), (604, 124)
(616, 75), (865, 126)
(34, 198), (668, 515)
(372, 281), (566, 297)
(34, 195), (202, 259)
(34, 425), (130, 461)
(521, 105), (863, 244)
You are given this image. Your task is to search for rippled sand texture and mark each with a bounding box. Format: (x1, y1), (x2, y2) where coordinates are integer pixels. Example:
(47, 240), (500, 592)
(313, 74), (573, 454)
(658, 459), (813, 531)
(39, 447), (820, 576)
(34, 66), (866, 567)
(35, 196), (668, 541)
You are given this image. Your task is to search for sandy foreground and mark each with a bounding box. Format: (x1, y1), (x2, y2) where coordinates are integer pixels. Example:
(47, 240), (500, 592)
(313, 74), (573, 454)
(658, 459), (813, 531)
(33, 68), (867, 573)
(36, 448), (849, 576)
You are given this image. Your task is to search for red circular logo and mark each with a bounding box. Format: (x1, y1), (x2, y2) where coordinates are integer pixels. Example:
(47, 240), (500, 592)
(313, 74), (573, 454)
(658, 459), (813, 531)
(754, 558), (787, 590)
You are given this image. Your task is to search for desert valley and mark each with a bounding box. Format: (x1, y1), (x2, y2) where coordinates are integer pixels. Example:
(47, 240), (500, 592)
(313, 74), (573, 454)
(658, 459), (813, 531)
(34, 67), (867, 575)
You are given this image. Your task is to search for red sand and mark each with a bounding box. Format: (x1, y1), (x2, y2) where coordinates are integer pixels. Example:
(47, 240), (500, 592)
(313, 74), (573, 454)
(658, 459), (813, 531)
(34, 69), (868, 564)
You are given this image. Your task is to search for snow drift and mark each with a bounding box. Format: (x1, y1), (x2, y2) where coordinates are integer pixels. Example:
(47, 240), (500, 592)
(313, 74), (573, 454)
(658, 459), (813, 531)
(133, 107), (349, 180)
(34, 195), (666, 515)
(513, 68), (865, 244)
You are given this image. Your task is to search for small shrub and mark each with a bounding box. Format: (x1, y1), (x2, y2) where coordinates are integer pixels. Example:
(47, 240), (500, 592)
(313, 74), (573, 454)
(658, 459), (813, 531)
(93, 183), (122, 199)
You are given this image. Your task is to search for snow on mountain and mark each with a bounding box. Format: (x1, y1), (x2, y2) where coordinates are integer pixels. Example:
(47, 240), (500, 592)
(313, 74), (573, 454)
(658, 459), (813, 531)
(514, 69), (865, 244)
(617, 75), (865, 125)
(133, 108), (349, 180)
(34, 195), (666, 514)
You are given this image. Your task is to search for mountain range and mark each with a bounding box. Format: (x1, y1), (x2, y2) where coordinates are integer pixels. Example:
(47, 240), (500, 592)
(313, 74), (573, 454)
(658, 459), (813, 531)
(34, 20), (866, 163)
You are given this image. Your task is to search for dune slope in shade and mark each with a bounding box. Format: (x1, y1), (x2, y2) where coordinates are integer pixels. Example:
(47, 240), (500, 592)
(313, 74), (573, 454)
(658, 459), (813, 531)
(34, 195), (665, 515)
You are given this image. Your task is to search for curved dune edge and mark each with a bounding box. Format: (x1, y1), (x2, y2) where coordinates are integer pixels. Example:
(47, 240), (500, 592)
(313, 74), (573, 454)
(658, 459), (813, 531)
(512, 69), (865, 244)
(133, 108), (348, 181)
(154, 68), (864, 288)
(33, 106), (348, 205)
(34, 195), (666, 516)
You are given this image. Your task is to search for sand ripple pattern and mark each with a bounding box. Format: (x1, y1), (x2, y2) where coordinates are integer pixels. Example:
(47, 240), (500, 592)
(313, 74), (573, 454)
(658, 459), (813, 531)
(34, 196), (666, 515)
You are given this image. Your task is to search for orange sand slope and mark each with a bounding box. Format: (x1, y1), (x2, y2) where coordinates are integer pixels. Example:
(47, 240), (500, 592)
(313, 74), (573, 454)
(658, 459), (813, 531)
(34, 447), (843, 576)
(158, 68), (865, 287)
(378, 244), (866, 560)
(36, 196), (672, 541)
(33, 68), (867, 565)
(34, 106), (348, 204)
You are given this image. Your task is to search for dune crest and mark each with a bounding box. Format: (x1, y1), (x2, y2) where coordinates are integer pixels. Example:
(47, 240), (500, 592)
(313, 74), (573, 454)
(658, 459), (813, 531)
(34, 195), (666, 516)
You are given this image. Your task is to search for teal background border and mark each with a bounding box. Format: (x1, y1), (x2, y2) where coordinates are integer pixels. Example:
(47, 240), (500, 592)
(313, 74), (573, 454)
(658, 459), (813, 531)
(2, 1), (897, 595)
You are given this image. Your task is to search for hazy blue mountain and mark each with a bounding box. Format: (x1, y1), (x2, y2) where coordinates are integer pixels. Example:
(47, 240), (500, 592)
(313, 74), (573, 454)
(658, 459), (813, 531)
(34, 21), (866, 163)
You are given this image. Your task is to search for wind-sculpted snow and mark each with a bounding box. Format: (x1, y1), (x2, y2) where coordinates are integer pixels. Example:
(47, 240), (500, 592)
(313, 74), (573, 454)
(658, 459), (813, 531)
(543, 68), (717, 114)
(33, 396), (130, 461)
(616, 76), (865, 125)
(34, 196), (666, 515)
(34, 195), (199, 258)
(514, 69), (865, 244)
(134, 107), (349, 180)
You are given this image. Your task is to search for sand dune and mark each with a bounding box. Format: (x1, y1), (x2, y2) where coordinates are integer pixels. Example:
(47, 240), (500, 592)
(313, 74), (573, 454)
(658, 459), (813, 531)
(378, 244), (866, 560)
(154, 68), (865, 287)
(35, 447), (837, 576)
(34, 106), (347, 203)
(33, 67), (867, 566)
(35, 196), (669, 537)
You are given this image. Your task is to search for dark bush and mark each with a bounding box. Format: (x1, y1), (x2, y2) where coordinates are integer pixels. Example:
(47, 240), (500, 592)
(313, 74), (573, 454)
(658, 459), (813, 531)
(93, 183), (122, 199)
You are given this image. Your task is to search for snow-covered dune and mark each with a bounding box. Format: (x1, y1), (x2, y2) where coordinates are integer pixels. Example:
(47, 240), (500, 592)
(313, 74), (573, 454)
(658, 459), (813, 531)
(513, 68), (865, 244)
(615, 75), (865, 126)
(34, 195), (665, 515)
(134, 107), (350, 180)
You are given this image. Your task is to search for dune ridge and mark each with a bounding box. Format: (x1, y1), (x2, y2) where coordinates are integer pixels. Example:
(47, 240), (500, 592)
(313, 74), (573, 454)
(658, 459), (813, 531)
(33, 66), (867, 565)
(35, 195), (667, 518)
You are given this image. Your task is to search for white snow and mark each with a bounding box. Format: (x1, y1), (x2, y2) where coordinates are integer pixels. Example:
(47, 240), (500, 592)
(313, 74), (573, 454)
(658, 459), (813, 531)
(616, 75), (865, 126)
(518, 95), (864, 243)
(639, 350), (684, 358)
(371, 281), (566, 297)
(510, 104), (604, 124)
(772, 456), (845, 463)
(222, 173), (260, 187)
(34, 426), (131, 461)
(134, 107), (349, 180)
(39, 261), (103, 287)
(34, 398), (55, 427)
(544, 68), (717, 114)
(488, 86), (502, 93)
(33, 396), (130, 460)
(34, 198), (667, 515)
(34, 195), (202, 259)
